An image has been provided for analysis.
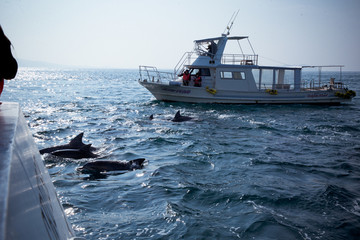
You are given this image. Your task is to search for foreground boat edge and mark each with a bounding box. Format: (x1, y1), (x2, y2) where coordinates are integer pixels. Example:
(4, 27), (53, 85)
(0, 102), (83, 240)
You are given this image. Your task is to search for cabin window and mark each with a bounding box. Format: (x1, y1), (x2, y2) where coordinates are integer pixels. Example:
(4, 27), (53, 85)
(200, 68), (210, 76)
(220, 71), (246, 80)
(191, 68), (210, 76)
(233, 72), (246, 80)
(256, 69), (295, 90)
(221, 71), (232, 79)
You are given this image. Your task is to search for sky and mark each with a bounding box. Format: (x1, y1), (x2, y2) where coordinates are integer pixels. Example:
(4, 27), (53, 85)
(1, 0), (360, 70)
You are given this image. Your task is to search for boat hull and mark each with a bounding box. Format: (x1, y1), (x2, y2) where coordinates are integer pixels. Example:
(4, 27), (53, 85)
(139, 81), (351, 105)
(0, 103), (77, 240)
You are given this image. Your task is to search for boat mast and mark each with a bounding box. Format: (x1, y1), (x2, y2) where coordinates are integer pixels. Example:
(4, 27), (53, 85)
(223, 9), (240, 36)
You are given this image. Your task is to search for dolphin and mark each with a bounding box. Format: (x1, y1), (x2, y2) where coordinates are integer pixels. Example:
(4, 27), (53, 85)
(39, 132), (95, 154)
(50, 144), (98, 159)
(78, 158), (146, 174)
(171, 110), (193, 122)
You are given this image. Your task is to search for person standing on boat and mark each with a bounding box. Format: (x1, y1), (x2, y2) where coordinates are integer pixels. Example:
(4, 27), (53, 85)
(207, 40), (217, 57)
(194, 72), (202, 87)
(179, 69), (190, 86)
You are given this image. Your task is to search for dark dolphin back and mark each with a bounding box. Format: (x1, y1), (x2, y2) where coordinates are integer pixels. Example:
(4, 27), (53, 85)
(172, 111), (192, 122)
(79, 144), (93, 153)
(39, 132), (86, 154)
(79, 144), (98, 158)
(130, 158), (146, 167)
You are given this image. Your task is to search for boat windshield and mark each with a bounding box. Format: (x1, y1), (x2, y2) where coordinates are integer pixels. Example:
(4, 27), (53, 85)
(188, 68), (211, 76)
(194, 40), (219, 58)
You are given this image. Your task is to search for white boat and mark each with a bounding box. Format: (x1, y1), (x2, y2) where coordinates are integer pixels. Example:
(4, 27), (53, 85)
(139, 33), (356, 104)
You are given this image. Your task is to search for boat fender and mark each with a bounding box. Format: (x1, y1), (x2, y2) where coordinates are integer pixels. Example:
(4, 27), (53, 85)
(206, 87), (217, 95)
(335, 90), (356, 99)
(266, 89), (278, 95)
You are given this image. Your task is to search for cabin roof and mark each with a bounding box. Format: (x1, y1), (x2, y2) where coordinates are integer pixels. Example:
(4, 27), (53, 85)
(194, 36), (248, 43)
(184, 63), (303, 70)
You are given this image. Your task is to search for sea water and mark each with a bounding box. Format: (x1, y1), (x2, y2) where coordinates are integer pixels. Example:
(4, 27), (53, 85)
(2, 68), (360, 239)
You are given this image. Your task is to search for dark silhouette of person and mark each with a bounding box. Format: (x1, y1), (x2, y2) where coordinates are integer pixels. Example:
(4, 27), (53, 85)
(207, 40), (217, 57)
(0, 26), (18, 100)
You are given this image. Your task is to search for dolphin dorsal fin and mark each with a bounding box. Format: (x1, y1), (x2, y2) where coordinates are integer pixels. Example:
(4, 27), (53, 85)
(69, 132), (84, 147)
(80, 144), (92, 152)
(175, 111), (181, 119)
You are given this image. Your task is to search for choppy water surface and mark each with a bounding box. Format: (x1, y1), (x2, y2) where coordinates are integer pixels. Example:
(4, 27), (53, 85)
(3, 68), (360, 239)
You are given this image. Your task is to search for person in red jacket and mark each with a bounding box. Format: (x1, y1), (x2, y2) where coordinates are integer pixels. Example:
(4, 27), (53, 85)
(180, 69), (190, 86)
(194, 72), (202, 87)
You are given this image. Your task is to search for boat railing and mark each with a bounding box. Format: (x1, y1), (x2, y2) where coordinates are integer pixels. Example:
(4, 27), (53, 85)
(301, 65), (346, 90)
(260, 79), (347, 92)
(222, 54), (258, 65)
(174, 52), (197, 76)
(261, 80), (348, 92)
(139, 65), (175, 84)
(301, 79), (348, 90)
(262, 83), (294, 91)
(173, 52), (259, 75)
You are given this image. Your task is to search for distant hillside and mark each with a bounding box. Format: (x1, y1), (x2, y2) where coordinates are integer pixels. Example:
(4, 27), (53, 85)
(17, 59), (74, 68)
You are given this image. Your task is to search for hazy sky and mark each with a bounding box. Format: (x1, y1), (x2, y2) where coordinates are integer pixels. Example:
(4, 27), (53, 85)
(1, 0), (360, 70)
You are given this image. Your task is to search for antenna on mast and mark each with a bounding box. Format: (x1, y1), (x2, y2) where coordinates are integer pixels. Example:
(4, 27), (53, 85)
(223, 9), (240, 36)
